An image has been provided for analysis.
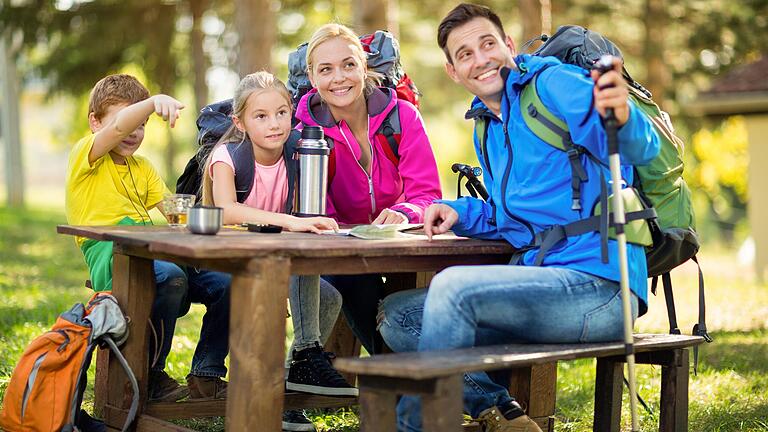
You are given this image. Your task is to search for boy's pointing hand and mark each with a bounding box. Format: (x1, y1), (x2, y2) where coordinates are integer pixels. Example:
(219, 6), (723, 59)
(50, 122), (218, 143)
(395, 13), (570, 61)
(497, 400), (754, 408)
(152, 94), (186, 128)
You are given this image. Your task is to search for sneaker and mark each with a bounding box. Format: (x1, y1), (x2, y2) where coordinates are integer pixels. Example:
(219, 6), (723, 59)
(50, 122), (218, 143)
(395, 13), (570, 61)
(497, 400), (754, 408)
(285, 343), (358, 397)
(187, 374), (228, 400)
(148, 370), (189, 402)
(476, 404), (543, 432)
(282, 410), (316, 431)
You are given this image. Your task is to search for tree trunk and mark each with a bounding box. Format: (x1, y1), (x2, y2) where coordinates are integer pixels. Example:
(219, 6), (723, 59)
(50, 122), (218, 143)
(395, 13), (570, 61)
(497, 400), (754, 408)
(520, 0), (551, 53)
(189, 0), (209, 112)
(236, 0), (275, 76)
(643, 0), (668, 101)
(353, 0), (389, 34)
(1, 33), (24, 208)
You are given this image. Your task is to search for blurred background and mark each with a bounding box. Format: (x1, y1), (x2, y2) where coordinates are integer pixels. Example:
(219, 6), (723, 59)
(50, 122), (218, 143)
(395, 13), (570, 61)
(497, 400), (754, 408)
(1, 1), (767, 430)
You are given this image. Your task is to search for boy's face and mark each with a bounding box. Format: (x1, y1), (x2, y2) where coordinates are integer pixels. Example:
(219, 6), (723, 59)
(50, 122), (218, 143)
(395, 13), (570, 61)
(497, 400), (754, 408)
(89, 102), (146, 158)
(444, 17), (517, 104)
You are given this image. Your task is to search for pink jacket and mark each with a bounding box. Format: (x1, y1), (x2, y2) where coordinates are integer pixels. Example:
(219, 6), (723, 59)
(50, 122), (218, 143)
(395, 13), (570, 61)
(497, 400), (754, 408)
(295, 87), (442, 224)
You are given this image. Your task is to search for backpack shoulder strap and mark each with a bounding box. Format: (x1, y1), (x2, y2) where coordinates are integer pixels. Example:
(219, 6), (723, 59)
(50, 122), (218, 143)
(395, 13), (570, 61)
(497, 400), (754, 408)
(473, 116), (492, 182)
(520, 73), (588, 210)
(226, 141), (256, 204)
(376, 103), (401, 167)
(283, 130), (301, 213)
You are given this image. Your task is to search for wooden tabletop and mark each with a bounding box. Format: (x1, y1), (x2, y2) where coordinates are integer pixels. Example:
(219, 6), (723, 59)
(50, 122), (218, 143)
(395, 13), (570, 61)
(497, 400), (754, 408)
(57, 225), (517, 260)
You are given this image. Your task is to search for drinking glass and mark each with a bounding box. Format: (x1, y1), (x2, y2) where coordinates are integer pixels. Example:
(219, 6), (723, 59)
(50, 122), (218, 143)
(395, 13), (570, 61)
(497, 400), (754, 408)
(160, 194), (196, 226)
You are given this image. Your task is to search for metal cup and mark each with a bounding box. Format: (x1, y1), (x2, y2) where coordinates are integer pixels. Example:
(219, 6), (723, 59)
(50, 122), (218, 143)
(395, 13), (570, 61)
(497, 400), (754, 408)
(187, 206), (222, 235)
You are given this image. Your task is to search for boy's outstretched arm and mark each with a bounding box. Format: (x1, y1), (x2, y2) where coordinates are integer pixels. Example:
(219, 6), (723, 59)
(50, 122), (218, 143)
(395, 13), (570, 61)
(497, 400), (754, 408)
(88, 94), (185, 164)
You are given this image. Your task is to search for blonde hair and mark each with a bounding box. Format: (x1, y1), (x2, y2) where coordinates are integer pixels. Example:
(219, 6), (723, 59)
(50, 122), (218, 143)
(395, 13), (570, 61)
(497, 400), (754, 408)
(200, 71), (293, 205)
(306, 23), (382, 97)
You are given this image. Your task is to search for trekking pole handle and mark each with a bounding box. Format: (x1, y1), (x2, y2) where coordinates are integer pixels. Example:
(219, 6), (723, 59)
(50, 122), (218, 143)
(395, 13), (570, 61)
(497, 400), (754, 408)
(593, 55), (619, 155)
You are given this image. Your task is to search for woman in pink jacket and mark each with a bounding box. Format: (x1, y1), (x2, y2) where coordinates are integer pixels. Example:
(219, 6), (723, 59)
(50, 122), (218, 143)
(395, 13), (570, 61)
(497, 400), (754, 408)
(295, 23), (442, 353)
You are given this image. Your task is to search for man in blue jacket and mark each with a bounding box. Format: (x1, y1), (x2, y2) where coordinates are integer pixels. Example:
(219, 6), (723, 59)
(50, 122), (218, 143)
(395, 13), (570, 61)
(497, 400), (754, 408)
(377, 3), (660, 432)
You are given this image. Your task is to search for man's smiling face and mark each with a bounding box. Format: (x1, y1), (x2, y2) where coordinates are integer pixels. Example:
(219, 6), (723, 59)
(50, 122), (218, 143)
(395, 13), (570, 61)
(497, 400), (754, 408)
(444, 17), (516, 106)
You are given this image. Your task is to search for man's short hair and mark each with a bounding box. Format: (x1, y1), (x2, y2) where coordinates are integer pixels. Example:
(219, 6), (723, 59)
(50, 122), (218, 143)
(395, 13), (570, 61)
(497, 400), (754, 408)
(437, 3), (507, 63)
(88, 74), (150, 120)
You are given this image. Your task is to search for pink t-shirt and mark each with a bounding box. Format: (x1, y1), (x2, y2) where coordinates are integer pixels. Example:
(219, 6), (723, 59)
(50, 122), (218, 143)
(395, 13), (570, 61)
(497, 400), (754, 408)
(209, 145), (289, 213)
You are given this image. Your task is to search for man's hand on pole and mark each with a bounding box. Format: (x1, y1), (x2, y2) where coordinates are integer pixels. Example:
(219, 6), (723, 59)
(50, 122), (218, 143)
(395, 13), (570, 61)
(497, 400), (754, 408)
(423, 204), (459, 241)
(590, 57), (630, 126)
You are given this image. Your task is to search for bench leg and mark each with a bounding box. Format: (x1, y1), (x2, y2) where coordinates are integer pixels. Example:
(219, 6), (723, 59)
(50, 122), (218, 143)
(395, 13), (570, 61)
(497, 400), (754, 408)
(359, 390), (398, 432)
(422, 375), (463, 432)
(659, 349), (689, 432)
(357, 375), (463, 432)
(594, 358), (623, 432)
(507, 363), (557, 431)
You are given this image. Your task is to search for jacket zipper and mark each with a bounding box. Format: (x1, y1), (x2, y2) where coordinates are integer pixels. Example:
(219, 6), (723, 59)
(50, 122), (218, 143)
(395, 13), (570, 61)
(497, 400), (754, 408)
(339, 120), (377, 217)
(499, 114), (535, 242)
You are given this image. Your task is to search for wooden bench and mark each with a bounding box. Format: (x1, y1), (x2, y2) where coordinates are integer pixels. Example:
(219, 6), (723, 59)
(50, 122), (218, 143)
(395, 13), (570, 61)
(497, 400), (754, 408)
(335, 333), (705, 432)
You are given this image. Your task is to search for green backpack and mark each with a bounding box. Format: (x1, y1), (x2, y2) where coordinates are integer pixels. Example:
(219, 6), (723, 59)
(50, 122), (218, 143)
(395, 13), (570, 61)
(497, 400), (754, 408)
(474, 61), (711, 357)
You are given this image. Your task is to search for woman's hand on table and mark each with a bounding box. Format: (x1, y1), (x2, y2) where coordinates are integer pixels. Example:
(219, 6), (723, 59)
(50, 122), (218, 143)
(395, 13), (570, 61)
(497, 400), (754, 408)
(287, 216), (339, 234)
(371, 208), (409, 225)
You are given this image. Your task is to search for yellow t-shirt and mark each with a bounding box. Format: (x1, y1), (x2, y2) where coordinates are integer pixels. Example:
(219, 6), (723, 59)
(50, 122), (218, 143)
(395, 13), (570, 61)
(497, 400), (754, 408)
(65, 134), (170, 247)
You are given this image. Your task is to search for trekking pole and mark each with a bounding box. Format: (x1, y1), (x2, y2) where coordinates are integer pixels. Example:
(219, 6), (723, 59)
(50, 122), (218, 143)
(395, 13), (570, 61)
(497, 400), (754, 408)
(595, 54), (639, 432)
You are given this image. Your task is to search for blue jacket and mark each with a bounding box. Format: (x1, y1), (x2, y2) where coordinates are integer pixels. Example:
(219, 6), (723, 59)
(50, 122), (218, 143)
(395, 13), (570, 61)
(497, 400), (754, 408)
(443, 54), (660, 312)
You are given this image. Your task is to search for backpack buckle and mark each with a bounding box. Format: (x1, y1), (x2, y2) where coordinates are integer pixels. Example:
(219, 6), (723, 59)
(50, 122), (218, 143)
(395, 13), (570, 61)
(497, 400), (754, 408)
(566, 148), (581, 161)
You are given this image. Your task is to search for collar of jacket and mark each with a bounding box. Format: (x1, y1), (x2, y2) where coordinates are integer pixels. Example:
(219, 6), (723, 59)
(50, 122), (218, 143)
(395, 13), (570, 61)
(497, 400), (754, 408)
(296, 87), (396, 130)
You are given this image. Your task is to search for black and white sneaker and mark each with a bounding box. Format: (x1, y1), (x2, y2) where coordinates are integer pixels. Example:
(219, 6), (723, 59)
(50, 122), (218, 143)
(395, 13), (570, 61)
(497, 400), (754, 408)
(282, 410), (316, 432)
(285, 344), (359, 397)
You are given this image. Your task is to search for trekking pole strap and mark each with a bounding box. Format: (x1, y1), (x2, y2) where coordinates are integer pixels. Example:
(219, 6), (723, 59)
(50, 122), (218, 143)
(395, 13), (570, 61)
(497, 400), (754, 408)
(690, 255), (713, 375)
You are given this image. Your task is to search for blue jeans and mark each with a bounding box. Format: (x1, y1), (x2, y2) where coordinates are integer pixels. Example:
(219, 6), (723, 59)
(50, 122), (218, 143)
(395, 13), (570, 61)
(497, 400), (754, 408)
(377, 265), (638, 432)
(151, 261), (231, 378)
(287, 275), (342, 361)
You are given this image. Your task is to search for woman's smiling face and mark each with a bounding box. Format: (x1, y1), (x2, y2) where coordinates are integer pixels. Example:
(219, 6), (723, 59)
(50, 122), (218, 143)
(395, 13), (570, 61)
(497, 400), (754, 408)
(309, 37), (367, 110)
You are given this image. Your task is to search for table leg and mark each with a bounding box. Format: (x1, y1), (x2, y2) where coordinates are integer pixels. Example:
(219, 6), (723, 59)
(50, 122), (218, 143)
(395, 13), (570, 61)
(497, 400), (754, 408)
(106, 253), (155, 427)
(226, 257), (290, 431)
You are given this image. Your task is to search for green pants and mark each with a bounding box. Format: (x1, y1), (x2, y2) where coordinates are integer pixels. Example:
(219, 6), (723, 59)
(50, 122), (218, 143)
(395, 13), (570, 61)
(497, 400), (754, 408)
(80, 217), (147, 292)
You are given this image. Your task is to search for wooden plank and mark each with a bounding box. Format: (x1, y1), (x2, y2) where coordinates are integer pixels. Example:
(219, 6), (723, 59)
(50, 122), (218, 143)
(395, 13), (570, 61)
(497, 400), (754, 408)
(358, 389), (397, 432)
(528, 363), (556, 418)
(593, 358), (623, 432)
(335, 334), (705, 379)
(94, 347), (109, 417)
(107, 254), (154, 424)
(659, 349), (689, 432)
(58, 224), (516, 261)
(145, 393), (357, 419)
(422, 375), (463, 432)
(292, 255), (509, 275)
(532, 416), (555, 432)
(225, 257), (290, 432)
(104, 405), (196, 432)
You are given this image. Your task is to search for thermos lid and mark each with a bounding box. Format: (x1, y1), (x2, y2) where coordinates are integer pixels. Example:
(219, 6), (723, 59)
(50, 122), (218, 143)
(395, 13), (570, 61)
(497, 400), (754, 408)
(301, 126), (324, 140)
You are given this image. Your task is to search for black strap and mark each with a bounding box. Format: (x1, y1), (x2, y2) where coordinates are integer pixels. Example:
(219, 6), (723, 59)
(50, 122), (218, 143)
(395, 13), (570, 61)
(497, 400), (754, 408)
(690, 255), (713, 375)
(530, 207), (655, 266)
(661, 273), (681, 335)
(599, 171), (609, 263)
(380, 106), (400, 160)
(527, 103), (588, 210)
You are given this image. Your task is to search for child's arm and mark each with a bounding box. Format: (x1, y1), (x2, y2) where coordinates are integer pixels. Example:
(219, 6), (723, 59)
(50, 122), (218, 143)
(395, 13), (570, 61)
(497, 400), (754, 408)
(211, 162), (338, 233)
(89, 95), (185, 164)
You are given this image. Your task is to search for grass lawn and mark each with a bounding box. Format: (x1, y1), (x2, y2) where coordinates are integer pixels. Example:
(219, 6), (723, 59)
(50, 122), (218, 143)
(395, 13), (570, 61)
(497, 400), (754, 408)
(1, 206), (767, 431)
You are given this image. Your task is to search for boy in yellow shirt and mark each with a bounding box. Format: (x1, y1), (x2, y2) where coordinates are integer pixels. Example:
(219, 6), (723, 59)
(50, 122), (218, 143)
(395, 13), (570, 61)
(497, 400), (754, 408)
(66, 74), (230, 401)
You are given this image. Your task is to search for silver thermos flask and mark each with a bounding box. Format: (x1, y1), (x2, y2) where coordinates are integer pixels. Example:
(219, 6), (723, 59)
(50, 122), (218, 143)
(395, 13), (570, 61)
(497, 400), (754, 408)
(295, 126), (330, 217)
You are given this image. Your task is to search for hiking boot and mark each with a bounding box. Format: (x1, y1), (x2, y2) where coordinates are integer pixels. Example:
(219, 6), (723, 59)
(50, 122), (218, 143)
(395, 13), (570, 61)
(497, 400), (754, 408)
(187, 374), (228, 400)
(148, 370), (189, 402)
(285, 343), (358, 397)
(477, 404), (543, 432)
(282, 410), (316, 431)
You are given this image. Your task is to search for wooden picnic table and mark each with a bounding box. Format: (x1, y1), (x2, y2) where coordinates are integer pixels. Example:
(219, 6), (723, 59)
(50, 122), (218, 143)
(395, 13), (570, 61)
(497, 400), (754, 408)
(57, 224), (517, 431)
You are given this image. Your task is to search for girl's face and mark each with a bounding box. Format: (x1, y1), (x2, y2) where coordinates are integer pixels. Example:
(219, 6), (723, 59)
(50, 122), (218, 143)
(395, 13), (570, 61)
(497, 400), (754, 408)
(309, 37), (366, 110)
(233, 89), (292, 162)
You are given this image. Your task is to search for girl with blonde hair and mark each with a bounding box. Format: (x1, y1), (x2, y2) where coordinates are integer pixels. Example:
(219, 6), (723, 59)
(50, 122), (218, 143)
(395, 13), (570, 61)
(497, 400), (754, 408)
(203, 71), (356, 432)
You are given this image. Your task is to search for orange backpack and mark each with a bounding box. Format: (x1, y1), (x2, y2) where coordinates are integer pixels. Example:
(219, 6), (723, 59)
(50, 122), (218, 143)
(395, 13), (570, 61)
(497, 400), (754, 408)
(0, 294), (137, 432)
